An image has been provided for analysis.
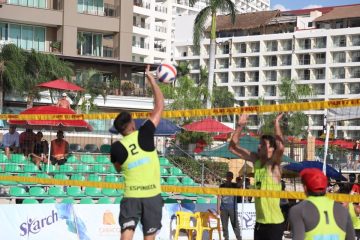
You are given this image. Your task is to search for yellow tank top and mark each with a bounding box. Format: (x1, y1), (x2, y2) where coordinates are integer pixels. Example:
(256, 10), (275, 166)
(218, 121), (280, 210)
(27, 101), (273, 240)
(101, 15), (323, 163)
(349, 203), (360, 230)
(254, 160), (284, 224)
(120, 131), (161, 198)
(305, 196), (346, 240)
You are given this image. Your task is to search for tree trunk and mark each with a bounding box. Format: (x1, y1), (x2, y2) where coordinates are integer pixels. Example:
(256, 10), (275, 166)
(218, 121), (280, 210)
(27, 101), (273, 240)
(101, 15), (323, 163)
(206, 12), (217, 109)
(0, 74), (3, 114)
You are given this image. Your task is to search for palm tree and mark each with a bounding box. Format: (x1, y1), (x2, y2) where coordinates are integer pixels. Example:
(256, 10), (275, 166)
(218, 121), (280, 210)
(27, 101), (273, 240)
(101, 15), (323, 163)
(191, 0), (236, 109)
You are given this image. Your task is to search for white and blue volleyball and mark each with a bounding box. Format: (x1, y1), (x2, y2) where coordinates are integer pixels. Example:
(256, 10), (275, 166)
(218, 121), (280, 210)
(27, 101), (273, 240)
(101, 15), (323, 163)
(156, 63), (177, 83)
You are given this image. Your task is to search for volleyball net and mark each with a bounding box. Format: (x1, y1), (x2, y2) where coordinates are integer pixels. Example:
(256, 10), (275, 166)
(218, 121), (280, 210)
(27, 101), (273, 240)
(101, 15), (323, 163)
(1, 98), (360, 203)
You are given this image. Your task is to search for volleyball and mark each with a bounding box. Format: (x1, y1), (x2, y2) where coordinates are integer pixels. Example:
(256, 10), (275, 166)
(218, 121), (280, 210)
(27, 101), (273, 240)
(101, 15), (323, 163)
(156, 63), (177, 83)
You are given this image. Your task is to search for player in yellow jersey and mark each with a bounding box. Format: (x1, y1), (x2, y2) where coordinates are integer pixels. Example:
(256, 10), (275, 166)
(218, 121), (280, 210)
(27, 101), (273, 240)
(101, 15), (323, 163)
(110, 65), (164, 240)
(229, 113), (285, 240)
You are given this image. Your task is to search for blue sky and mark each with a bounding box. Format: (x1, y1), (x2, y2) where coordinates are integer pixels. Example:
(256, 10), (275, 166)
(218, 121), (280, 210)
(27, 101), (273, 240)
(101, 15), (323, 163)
(271, 0), (360, 11)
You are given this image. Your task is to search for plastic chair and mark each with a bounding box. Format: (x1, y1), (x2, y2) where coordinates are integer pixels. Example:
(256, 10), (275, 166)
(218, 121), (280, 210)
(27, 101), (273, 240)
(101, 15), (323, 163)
(84, 144), (99, 153)
(159, 157), (170, 166)
(58, 165), (74, 173)
(196, 198), (208, 204)
(181, 177), (195, 186)
(160, 167), (169, 175)
(105, 175), (119, 183)
(80, 155), (95, 164)
(167, 177), (181, 185)
(174, 211), (197, 240)
(102, 188), (119, 197)
(24, 164), (40, 173)
(114, 197), (123, 204)
(10, 154), (27, 164)
(0, 154), (8, 163)
(69, 143), (83, 153)
(23, 198), (40, 204)
(54, 173), (69, 180)
(61, 197), (76, 204)
(170, 167), (185, 176)
(5, 163), (23, 173)
(66, 155), (78, 164)
(160, 177), (167, 184)
(80, 197), (94, 204)
(36, 173), (51, 179)
(29, 187), (48, 197)
(48, 186), (66, 197)
(67, 186), (85, 197)
(98, 197), (112, 204)
(70, 174), (85, 181)
(88, 174), (102, 182)
(100, 144), (111, 154)
(91, 165), (107, 173)
(96, 155), (110, 164)
(42, 198), (57, 204)
(85, 187), (102, 197)
(76, 164), (90, 173)
(194, 212), (221, 240)
(9, 187), (29, 197)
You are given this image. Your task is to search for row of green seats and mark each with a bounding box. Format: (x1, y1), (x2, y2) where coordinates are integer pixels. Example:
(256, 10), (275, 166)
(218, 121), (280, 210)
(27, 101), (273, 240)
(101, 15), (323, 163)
(160, 166), (185, 176)
(161, 176), (199, 186)
(9, 186), (124, 198)
(22, 196), (122, 204)
(163, 197), (216, 204)
(0, 154), (110, 164)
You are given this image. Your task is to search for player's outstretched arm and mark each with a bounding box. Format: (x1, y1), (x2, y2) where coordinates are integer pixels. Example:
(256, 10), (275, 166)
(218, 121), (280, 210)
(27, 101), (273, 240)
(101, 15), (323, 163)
(146, 65), (164, 127)
(272, 113), (285, 165)
(228, 114), (256, 162)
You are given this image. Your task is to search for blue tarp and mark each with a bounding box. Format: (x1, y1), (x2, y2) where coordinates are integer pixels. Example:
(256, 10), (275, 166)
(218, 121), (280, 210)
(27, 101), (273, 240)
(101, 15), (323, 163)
(283, 161), (346, 181)
(109, 118), (181, 136)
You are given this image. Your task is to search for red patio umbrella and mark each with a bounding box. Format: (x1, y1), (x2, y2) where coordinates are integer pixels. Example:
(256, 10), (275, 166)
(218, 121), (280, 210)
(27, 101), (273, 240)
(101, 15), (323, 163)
(299, 139), (325, 146)
(37, 79), (84, 92)
(329, 139), (354, 149)
(8, 106), (92, 132)
(213, 132), (257, 141)
(183, 118), (233, 133)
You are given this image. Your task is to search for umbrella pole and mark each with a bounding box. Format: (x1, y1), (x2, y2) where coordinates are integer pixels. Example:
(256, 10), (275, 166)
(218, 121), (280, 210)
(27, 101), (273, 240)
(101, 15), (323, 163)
(47, 130), (52, 173)
(323, 123), (331, 176)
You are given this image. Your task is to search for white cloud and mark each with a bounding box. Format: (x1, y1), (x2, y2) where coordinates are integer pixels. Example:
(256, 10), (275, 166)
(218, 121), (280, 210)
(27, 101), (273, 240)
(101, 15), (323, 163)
(272, 4), (289, 11)
(303, 4), (323, 9)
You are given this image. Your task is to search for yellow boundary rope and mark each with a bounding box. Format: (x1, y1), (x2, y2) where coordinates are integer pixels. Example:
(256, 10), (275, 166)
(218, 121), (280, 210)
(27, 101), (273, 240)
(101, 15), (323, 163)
(1, 175), (359, 203)
(2, 98), (360, 120)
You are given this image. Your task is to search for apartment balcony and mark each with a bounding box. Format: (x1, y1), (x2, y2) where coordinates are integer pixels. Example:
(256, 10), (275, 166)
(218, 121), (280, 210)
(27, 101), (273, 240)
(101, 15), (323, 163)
(299, 44), (311, 50)
(315, 58), (326, 64)
(133, 23), (150, 30)
(218, 64), (229, 69)
(78, 3), (117, 17)
(234, 77), (245, 83)
(315, 74), (325, 80)
(349, 88), (360, 94)
(134, 0), (150, 9)
(155, 25), (167, 33)
(299, 74), (310, 80)
(248, 61), (259, 68)
(248, 77), (259, 82)
(267, 60), (277, 67)
(218, 77), (228, 83)
(266, 45), (278, 52)
(4, 0), (63, 10)
(133, 41), (149, 49)
(351, 55), (360, 62)
(235, 92), (245, 97)
(266, 76), (277, 82)
(351, 36), (360, 46)
(264, 91), (276, 97)
(281, 60), (291, 66)
(299, 59), (310, 65)
(332, 74), (345, 79)
(333, 58), (346, 63)
(155, 4), (167, 13)
(235, 62), (246, 68)
(154, 46), (166, 52)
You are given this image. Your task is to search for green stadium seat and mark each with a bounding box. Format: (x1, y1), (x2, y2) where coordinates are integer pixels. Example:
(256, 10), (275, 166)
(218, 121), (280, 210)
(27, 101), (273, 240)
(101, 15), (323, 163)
(17, 173), (33, 184)
(48, 186), (66, 197)
(108, 165), (118, 174)
(210, 198), (218, 204)
(42, 198), (57, 204)
(100, 144), (111, 154)
(80, 197), (94, 204)
(181, 192), (197, 198)
(84, 144), (99, 153)
(23, 198), (40, 204)
(66, 155), (78, 164)
(58, 165), (74, 173)
(76, 164), (90, 173)
(67, 186), (85, 197)
(61, 197), (76, 204)
(24, 164), (40, 173)
(0, 154), (8, 163)
(70, 174), (85, 181)
(96, 155), (111, 164)
(9, 187), (29, 197)
(160, 167), (169, 175)
(196, 198), (208, 204)
(181, 177), (195, 186)
(164, 198), (178, 203)
(85, 187), (102, 197)
(114, 197), (123, 204)
(5, 164), (23, 172)
(170, 167), (184, 176)
(98, 197), (112, 204)
(102, 188), (119, 197)
(80, 155), (95, 164)
(29, 187), (48, 197)
(54, 173), (69, 180)
(118, 176), (125, 182)
(104, 175), (119, 183)
(91, 165), (107, 173)
(0, 165), (4, 173)
(10, 154), (27, 164)
(166, 177), (181, 185)
(36, 173), (51, 179)
(160, 178), (166, 184)
(42, 164), (56, 173)
(161, 192), (170, 198)
(159, 157), (170, 166)
(88, 174), (102, 182)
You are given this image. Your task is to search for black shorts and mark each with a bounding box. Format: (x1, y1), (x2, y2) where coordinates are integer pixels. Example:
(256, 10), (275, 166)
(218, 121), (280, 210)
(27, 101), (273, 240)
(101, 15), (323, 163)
(254, 222), (284, 240)
(50, 157), (67, 165)
(119, 194), (163, 236)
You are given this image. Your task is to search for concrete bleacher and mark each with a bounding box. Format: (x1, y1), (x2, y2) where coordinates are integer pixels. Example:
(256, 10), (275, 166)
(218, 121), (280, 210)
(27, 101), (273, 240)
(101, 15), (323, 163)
(0, 153), (218, 204)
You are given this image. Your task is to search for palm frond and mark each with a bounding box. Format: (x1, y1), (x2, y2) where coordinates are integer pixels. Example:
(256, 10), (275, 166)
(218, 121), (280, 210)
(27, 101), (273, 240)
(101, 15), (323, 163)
(193, 6), (212, 50)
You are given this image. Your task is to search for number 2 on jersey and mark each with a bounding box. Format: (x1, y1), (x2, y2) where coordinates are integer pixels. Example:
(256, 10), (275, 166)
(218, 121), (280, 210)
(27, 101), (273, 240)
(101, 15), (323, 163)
(129, 144), (139, 155)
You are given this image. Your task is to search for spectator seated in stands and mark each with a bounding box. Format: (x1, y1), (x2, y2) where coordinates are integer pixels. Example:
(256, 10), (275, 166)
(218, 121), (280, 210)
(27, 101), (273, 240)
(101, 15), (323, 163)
(50, 130), (69, 165)
(29, 131), (49, 170)
(56, 92), (71, 109)
(19, 128), (36, 156)
(2, 125), (20, 159)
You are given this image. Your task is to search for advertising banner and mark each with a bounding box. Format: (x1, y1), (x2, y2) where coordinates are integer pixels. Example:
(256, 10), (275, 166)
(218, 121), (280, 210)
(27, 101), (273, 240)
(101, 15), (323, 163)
(0, 203), (255, 240)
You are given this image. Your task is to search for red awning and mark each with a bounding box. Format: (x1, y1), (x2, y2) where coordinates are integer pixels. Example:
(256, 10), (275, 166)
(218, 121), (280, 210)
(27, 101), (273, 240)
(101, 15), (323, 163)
(8, 106), (92, 132)
(37, 79), (84, 91)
